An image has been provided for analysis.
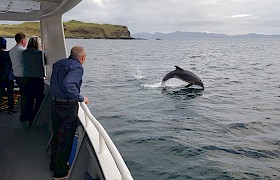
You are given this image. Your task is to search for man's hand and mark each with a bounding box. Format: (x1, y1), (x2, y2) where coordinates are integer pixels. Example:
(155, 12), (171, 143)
(84, 97), (89, 104)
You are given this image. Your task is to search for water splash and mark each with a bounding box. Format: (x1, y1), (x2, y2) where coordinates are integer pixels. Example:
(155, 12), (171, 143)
(132, 68), (146, 79)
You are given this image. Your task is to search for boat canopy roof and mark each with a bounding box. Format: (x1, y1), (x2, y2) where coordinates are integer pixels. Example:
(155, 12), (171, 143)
(0, 0), (81, 21)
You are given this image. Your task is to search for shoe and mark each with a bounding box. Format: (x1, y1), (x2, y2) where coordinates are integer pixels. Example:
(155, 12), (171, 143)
(53, 172), (69, 180)
(52, 166), (70, 180)
(52, 176), (68, 180)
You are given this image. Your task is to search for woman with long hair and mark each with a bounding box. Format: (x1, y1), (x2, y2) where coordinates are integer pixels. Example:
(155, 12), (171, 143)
(22, 36), (45, 125)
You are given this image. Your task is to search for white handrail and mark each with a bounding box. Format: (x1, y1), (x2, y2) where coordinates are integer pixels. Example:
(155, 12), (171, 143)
(79, 102), (133, 180)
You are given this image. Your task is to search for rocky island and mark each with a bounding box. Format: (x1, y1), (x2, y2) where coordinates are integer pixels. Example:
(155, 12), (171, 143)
(0, 20), (133, 39)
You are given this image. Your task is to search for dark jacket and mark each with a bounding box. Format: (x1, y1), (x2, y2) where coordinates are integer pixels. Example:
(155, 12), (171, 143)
(0, 51), (14, 81)
(22, 49), (45, 77)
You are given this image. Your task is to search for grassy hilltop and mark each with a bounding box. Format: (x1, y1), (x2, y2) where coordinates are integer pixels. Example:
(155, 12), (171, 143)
(0, 20), (132, 39)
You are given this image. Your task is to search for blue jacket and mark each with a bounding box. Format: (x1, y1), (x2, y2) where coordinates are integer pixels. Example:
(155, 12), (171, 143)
(50, 55), (84, 102)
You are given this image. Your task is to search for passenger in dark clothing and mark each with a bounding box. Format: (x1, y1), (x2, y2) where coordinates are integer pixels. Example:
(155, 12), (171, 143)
(22, 36), (45, 125)
(0, 37), (16, 113)
(50, 46), (88, 179)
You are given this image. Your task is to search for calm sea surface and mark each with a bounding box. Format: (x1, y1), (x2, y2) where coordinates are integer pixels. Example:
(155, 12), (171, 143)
(9, 38), (280, 179)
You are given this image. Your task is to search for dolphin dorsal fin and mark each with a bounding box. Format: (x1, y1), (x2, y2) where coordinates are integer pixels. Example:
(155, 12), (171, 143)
(175, 65), (184, 71)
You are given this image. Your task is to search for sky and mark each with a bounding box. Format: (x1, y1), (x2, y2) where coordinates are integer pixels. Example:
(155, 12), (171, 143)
(2, 0), (280, 35)
(61, 0), (280, 35)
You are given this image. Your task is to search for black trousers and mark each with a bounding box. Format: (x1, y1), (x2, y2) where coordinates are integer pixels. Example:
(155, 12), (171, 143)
(50, 100), (79, 178)
(15, 77), (44, 122)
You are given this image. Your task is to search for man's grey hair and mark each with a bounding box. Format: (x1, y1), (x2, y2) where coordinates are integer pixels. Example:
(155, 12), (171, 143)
(71, 46), (86, 59)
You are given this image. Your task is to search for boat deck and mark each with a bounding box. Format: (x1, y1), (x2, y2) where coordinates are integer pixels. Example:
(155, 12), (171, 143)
(0, 108), (53, 180)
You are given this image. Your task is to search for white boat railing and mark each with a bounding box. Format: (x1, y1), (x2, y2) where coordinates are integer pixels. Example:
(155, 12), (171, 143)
(79, 102), (133, 180)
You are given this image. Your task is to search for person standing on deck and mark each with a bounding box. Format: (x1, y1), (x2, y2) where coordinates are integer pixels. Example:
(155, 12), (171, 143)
(50, 46), (89, 180)
(22, 36), (45, 126)
(9, 32), (28, 121)
(0, 37), (17, 114)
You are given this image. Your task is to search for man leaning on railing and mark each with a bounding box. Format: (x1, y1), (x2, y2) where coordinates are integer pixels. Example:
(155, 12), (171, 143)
(49, 46), (89, 180)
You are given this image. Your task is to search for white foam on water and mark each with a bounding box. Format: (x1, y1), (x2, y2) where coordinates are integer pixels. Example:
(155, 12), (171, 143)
(142, 79), (188, 88)
(142, 81), (163, 88)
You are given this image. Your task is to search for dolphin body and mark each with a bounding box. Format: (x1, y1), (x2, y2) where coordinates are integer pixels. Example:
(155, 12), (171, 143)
(162, 66), (204, 89)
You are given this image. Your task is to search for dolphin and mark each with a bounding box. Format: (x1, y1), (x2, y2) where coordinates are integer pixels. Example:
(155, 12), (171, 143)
(162, 66), (204, 89)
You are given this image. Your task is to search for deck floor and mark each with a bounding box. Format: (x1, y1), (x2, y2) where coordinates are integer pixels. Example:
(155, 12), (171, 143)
(0, 109), (53, 180)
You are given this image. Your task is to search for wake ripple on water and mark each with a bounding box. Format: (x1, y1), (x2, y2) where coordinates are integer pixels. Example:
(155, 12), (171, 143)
(202, 145), (280, 159)
(224, 121), (274, 136)
(161, 87), (204, 100)
(202, 144), (280, 179)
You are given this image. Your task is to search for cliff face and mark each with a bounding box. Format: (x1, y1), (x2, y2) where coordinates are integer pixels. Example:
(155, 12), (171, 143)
(0, 20), (132, 39)
(64, 20), (132, 39)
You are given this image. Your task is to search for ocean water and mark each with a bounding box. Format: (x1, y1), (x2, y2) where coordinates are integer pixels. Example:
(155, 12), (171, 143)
(66, 39), (280, 180)
(8, 38), (280, 179)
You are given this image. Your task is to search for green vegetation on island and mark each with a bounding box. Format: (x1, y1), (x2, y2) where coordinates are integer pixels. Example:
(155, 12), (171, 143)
(0, 20), (133, 39)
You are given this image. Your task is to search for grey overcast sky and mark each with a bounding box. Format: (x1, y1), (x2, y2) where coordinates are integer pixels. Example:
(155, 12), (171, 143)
(3, 0), (279, 35)
(62, 0), (280, 35)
